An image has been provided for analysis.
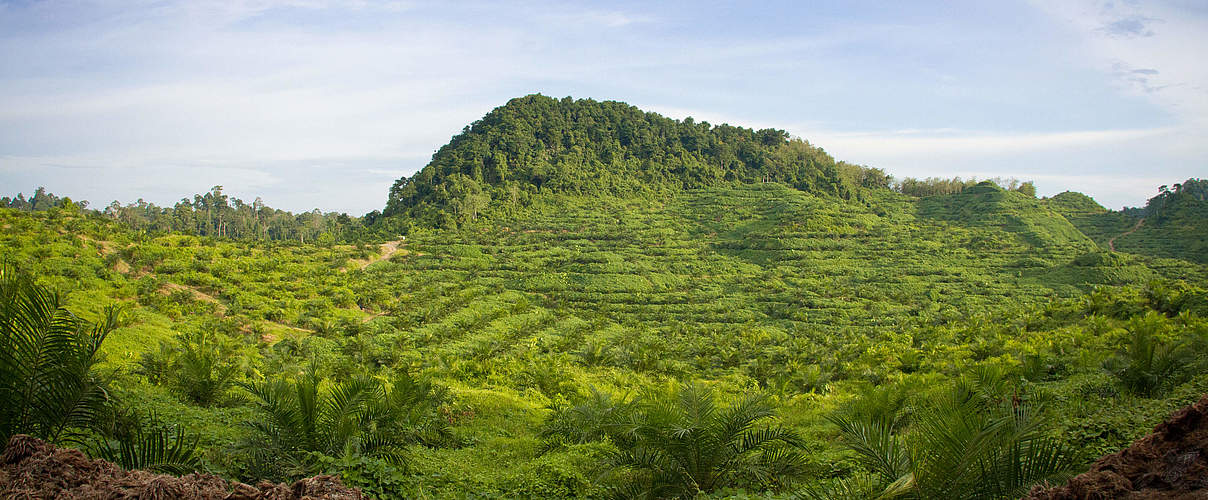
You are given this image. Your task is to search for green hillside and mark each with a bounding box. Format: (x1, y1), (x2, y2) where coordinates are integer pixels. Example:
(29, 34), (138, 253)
(1046, 180), (1208, 263)
(383, 94), (889, 227)
(1112, 179), (1208, 263)
(3, 98), (1208, 498)
(919, 181), (1093, 250)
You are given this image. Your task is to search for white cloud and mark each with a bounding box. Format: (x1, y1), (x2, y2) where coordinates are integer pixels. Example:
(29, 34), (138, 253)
(1030, 0), (1208, 123)
(800, 127), (1172, 157)
(1, 1), (1204, 215)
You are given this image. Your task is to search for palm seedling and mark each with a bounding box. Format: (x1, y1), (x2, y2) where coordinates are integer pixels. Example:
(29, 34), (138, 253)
(88, 409), (201, 474)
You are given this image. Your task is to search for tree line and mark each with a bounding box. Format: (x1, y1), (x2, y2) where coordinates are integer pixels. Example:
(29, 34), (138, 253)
(894, 176), (1037, 198)
(3, 186), (365, 243)
(1143, 178), (1207, 224)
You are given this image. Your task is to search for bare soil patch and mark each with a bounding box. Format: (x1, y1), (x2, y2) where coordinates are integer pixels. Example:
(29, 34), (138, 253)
(345, 240), (404, 271)
(1024, 393), (1208, 499)
(0, 434), (363, 499)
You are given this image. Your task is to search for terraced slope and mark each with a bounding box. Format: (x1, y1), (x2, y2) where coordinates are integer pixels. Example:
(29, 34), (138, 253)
(364, 183), (1157, 386)
(1045, 188), (1208, 264)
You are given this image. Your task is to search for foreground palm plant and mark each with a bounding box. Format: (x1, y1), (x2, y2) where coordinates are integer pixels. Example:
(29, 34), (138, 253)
(88, 410), (201, 475)
(559, 382), (805, 499)
(802, 376), (1082, 500)
(1, 263), (202, 474)
(0, 263), (119, 444)
(240, 364), (452, 480)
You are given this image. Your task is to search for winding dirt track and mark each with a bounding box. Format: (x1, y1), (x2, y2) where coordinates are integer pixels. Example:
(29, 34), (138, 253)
(356, 239), (403, 270)
(1108, 218), (1144, 252)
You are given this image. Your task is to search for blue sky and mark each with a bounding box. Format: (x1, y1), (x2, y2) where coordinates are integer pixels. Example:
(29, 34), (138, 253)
(1, 0), (1205, 214)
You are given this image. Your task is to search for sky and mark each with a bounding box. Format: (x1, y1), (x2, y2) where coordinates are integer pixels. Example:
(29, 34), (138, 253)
(1, 0), (1205, 214)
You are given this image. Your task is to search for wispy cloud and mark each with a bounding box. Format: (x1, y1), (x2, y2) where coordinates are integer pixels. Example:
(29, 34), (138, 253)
(1, 1), (1204, 214)
(1100, 15), (1161, 38)
(542, 10), (653, 28)
(1032, 1), (1208, 121)
(802, 127), (1170, 157)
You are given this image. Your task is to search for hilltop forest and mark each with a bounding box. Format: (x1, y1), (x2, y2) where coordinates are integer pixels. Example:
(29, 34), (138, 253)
(2, 95), (1207, 499)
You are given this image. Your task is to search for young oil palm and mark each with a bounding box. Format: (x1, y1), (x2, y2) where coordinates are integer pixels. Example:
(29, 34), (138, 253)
(0, 263), (120, 444)
(240, 364), (450, 480)
(1108, 311), (1195, 396)
(605, 382), (805, 499)
(540, 385), (636, 451)
(804, 377), (1081, 500)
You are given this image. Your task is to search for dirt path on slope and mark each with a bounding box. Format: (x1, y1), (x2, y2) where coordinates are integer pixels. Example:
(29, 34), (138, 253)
(361, 310), (387, 323)
(160, 282), (228, 315)
(1108, 218), (1144, 252)
(346, 240), (404, 271)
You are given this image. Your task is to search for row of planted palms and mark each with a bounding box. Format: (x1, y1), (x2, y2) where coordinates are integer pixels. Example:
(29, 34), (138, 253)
(0, 264), (446, 478)
(539, 373), (1080, 499)
(4, 263), (1203, 498)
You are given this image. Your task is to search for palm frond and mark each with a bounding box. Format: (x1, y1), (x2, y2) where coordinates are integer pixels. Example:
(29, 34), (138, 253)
(0, 264), (118, 443)
(828, 413), (911, 483)
(89, 414), (201, 475)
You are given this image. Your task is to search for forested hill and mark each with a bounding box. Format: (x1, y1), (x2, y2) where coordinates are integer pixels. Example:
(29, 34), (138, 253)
(1045, 179), (1208, 263)
(382, 94), (890, 226)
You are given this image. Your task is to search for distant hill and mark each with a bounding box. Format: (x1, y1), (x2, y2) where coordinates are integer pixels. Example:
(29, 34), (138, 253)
(382, 95), (1205, 267)
(1046, 180), (1208, 264)
(1045, 191), (1108, 215)
(919, 181), (1094, 250)
(1119, 179), (1208, 263)
(382, 94), (889, 227)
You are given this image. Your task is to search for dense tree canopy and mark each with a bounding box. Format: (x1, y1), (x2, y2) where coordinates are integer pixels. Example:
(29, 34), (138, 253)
(1144, 178), (1208, 224)
(383, 95), (890, 227)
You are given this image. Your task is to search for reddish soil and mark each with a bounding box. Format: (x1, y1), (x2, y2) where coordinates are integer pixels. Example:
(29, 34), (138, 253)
(1024, 393), (1208, 500)
(346, 240), (404, 271)
(0, 435), (363, 499)
(1108, 217), (1145, 252)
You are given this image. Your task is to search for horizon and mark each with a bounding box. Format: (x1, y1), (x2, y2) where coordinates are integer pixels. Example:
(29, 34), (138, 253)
(2, 1), (1206, 213)
(0, 111), (1190, 216)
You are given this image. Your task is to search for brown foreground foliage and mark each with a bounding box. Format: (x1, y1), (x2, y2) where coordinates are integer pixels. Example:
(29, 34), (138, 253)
(0, 434), (363, 499)
(1024, 393), (1208, 500)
